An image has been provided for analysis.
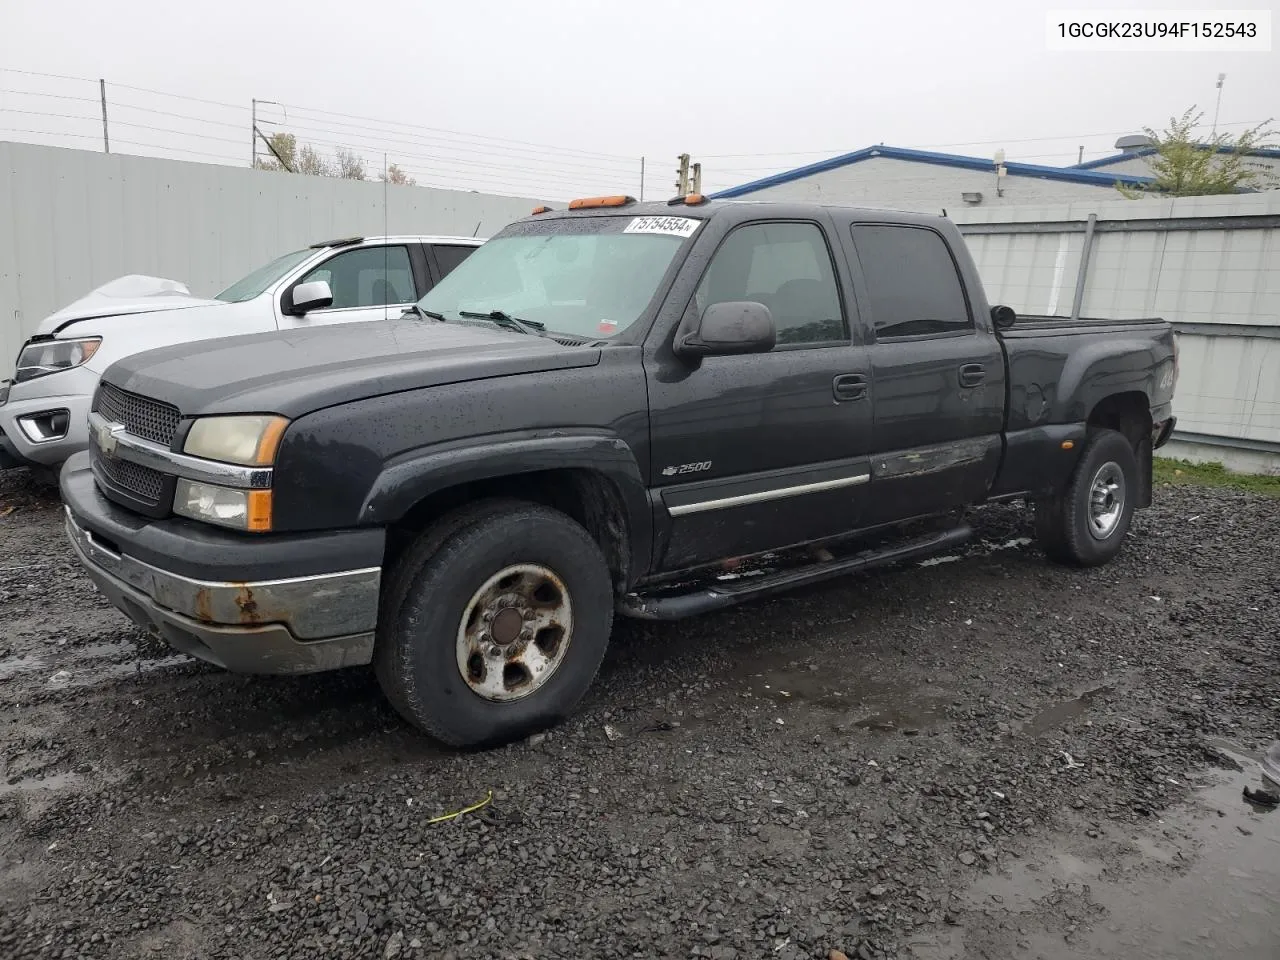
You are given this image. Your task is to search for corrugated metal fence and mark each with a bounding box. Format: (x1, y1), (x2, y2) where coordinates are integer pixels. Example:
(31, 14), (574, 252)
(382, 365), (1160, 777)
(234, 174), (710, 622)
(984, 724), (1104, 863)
(0, 141), (544, 367)
(952, 193), (1280, 473)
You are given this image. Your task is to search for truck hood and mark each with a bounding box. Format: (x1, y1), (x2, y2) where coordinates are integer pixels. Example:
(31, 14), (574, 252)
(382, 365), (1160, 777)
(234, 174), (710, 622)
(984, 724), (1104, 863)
(36, 275), (223, 336)
(102, 318), (601, 419)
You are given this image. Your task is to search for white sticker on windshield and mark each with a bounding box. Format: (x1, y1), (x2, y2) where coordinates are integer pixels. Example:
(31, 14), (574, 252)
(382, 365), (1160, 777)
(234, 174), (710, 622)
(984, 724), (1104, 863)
(623, 216), (701, 238)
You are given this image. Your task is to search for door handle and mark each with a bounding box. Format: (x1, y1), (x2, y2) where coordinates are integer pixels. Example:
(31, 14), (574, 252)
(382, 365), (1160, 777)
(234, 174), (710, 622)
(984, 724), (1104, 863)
(958, 363), (986, 388)
(833, 373), (869, 402)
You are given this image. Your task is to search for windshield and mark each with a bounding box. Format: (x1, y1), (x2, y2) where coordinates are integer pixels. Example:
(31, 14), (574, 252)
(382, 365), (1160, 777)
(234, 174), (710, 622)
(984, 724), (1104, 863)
(214, 248), (316, 303)
(416, 217), (696, 340)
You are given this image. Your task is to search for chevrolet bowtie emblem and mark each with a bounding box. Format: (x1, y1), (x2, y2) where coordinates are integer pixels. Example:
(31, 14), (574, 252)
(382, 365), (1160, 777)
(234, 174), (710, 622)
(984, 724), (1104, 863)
(95, 420), (125, 458)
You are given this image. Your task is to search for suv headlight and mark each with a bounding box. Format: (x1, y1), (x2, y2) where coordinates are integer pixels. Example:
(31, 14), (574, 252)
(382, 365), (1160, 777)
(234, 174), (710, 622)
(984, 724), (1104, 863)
(14, 337), (101, 383)
(183, 415), (288, 466)
(174, 415), (288, 532)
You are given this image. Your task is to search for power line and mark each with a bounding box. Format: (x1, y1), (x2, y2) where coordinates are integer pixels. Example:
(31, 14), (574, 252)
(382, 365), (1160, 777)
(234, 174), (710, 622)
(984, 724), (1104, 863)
(0, 89), (100, 106)
(274, 120), (635, 175)
(278, 101), (636, 161)
(108, 81), (246, 112)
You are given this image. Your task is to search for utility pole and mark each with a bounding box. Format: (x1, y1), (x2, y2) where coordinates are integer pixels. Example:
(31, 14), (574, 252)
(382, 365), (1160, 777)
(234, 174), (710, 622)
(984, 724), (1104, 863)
(1212, 73), (1226, 137)
(99, 79), (109, 154)
(691, 162), (702, 196)
(675, 153), (690, 197)
(640, 156), (646, 201)
(251, 98), (258, 167)
(1077, 145), (1084, 165)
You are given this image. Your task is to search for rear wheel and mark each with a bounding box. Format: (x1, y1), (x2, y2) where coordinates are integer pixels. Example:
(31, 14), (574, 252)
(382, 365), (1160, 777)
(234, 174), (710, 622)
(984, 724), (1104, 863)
(1035, 428), (1137, 568)
(374, 500), (614, 748)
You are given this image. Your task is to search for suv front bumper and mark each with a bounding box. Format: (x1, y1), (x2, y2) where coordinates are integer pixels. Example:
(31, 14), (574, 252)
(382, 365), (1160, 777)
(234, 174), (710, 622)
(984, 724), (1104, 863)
(61, 453), (384, 675)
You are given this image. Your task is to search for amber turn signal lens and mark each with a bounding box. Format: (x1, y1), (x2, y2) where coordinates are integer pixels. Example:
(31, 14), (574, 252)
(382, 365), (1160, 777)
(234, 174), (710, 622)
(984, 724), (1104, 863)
(683, 194), (707, 205)
(567, 195), (635, 209)
(1061, 440), (1075, 450)
(246, 490), (273, 533)
(531, 205), (552, 215)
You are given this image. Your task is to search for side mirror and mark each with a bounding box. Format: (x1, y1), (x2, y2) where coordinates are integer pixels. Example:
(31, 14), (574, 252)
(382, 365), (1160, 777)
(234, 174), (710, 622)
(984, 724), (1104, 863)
(289, 280), (334, 316)
(991, 304), (1017, 331)
(676, 301), (776, 358)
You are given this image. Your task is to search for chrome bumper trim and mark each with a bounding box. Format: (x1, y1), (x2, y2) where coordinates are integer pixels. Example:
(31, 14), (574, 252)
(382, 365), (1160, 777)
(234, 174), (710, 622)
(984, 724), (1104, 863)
(65, 508), (380, 640)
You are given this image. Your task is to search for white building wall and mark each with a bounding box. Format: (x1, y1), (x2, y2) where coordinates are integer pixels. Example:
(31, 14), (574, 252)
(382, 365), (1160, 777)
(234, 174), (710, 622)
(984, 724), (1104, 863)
(0, 142), (545, 366)
(728, 157), (1124, 213)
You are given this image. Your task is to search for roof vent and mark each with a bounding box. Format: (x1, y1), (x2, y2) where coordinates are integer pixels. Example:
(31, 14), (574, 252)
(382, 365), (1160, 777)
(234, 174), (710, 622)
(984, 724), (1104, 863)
(1115, 134), (1156, 154)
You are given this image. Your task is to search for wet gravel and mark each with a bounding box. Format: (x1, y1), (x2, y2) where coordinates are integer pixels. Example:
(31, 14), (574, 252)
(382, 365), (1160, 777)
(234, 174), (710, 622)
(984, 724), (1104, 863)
(0, 467), (1277, 959)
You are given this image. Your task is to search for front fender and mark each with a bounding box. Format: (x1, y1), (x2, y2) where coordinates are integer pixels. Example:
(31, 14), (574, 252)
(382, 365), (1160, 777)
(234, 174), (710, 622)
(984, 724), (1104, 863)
(360, 429), (653, 582)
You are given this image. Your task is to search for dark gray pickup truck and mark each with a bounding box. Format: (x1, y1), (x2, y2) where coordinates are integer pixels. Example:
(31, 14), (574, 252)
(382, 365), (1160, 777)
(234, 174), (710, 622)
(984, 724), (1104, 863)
(61, 197), (1178, 747)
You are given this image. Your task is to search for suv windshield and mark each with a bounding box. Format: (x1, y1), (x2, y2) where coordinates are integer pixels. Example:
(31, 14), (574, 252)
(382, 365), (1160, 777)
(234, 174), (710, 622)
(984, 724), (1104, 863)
(214, 248), (316, 303)
(416, 216), (697, 340)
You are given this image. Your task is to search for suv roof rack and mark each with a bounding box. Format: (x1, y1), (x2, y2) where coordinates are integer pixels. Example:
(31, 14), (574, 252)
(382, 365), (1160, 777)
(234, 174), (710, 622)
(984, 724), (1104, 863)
(309, 237), (364, 249)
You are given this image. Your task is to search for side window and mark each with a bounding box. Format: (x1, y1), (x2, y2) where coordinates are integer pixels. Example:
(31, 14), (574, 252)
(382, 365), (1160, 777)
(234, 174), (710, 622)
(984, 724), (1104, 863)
(297, 245), (414, 309)
(695, 222), (845, 346)
(432, 244), (477, 279)
(850, 225), (972, 338)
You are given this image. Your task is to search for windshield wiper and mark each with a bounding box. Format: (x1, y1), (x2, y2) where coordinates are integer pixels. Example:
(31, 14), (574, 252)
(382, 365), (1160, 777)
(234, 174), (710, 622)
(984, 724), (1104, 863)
(458, 309), (546, 336)
(403, 304), (446, 321)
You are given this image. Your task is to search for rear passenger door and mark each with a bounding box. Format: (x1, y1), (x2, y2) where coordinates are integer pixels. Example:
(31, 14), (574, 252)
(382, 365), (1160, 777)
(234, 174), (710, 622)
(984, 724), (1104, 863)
(280, 243), (423, 327)
(843, 223), (1005, 526)
(646, 218), (874, 572)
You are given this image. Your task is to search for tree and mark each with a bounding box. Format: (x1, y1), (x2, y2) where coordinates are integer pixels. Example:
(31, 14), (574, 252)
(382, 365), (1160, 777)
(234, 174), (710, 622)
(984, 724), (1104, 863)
(380, 163), (417, 186)
(335, 147), (367, 181)
(254, 132), (297, 172)
(296, 144), (333, 177)
(1119, 107), (1277, 197)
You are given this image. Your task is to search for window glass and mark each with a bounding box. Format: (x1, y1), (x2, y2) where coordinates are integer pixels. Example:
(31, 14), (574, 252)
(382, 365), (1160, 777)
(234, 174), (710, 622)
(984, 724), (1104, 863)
(850, 225), (972, 338)
(695, 222), (845, 345)
(433, 244), (478, 279)
(418, 222), (687, 340)
(215, 248), (314, 303)
(297, 245), (414, 309)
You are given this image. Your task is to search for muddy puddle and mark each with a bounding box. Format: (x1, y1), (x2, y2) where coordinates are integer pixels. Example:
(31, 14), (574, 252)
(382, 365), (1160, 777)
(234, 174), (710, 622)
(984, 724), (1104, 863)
(908, 743), (1280, 959)
(728, 647), (954, 734)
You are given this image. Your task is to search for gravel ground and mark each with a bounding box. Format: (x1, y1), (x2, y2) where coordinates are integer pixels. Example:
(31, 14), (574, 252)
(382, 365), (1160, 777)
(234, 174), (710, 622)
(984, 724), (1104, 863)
(0, 468), (1277, 959)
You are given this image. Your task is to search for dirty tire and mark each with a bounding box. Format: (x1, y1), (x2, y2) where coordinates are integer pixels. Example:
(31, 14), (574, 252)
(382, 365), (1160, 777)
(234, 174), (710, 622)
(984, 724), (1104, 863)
(1035, 428), (1138, 568)
(375, 500), (613, 748)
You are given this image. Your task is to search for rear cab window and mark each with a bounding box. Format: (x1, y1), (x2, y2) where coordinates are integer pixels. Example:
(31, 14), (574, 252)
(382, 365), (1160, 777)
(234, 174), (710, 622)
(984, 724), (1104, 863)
(850, 225), (973, 339)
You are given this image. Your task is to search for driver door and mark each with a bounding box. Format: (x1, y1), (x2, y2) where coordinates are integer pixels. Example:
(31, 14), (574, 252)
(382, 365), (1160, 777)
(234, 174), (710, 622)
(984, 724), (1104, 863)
(280, 243), (419, 327)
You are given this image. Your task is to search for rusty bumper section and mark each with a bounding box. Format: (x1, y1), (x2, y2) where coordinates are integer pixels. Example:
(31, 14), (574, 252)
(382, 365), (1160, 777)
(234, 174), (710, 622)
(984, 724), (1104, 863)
(65, 509), (379, 675)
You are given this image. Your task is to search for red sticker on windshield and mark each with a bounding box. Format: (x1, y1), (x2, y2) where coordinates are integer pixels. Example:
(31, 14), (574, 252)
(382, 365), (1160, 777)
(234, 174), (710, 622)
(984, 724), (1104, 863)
(597, 319), (618, 334)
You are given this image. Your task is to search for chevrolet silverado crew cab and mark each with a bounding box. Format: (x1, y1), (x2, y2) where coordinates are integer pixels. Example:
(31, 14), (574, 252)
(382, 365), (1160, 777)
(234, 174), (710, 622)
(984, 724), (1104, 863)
(60, 197), (1178, 748)
(0, 235), (481, 474)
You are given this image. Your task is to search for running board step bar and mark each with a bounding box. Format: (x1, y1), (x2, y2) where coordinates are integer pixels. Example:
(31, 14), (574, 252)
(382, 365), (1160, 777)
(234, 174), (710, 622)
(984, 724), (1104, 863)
(618, 525), (972, 621)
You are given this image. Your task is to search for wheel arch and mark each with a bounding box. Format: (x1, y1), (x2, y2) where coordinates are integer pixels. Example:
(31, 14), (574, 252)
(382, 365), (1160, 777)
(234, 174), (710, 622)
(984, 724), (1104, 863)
(1087, 391), (1153, 507)
(363, 432), (651, 595)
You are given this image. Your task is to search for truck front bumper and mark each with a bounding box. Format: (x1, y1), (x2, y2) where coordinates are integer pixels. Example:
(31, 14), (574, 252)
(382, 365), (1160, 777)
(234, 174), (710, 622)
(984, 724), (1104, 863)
(60, 453), (384, 675)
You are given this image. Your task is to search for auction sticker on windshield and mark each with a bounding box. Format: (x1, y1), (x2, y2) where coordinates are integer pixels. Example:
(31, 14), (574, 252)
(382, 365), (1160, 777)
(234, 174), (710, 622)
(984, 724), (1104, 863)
(623, 216), (701, 238)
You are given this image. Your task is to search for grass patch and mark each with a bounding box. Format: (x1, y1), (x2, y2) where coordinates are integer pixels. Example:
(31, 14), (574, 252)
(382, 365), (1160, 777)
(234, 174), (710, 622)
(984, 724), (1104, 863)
(1154, 458), (1280, 497)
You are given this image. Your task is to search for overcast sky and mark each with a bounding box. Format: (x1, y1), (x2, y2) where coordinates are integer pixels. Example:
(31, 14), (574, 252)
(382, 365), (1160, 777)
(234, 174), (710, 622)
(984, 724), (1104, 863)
(2, 0), (1276, 199)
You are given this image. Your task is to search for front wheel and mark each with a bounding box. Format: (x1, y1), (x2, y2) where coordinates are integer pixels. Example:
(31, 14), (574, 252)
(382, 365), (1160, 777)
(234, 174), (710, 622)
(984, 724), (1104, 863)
(1035, 428), (1138, 568)
(374, 500), (614, 748)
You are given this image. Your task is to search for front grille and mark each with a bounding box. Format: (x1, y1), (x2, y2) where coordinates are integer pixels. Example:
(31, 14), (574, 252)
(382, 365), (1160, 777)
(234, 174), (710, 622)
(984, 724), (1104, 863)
(94, 381), (181, 446)
(93, 451), (166, 505)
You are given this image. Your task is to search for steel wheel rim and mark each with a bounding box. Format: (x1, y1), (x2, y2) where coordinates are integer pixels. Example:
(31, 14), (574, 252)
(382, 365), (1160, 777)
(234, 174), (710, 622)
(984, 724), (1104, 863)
(455, 563), (573, 702)
(1087, 461), (1125, 540)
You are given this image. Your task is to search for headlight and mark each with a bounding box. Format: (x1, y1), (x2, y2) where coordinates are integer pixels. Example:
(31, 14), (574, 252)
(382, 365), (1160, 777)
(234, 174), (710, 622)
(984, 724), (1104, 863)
(183, 415), (289, 466)
(174, 480), (273, 532)
(14, 337), (101, 383)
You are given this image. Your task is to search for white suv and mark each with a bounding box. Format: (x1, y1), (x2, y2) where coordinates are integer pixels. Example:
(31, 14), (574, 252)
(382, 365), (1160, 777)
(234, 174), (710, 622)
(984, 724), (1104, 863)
(0, 235), (482, 474)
